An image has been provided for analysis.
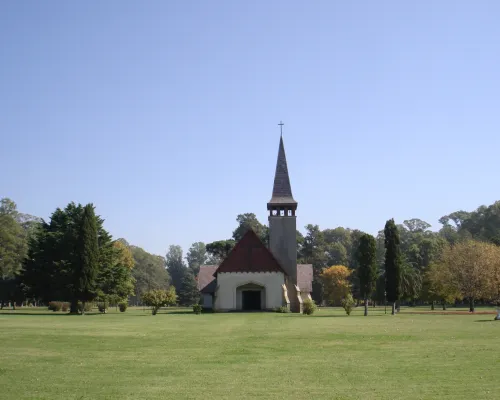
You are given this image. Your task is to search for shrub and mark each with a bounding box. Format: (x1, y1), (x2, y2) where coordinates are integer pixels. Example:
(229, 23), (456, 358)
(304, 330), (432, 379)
(97, 302), (108, 313)
(142, 287), (177, 315)
(77, 302), (93, 313)
(118, 302), (128, 312)
(275, 306), (289, 313)
(193, 304), (202, 314)
(61, 302), (70, 312)
(48, 301), (62, 312)
(303, 299), (317, 315)
(341, 293), (356, 316)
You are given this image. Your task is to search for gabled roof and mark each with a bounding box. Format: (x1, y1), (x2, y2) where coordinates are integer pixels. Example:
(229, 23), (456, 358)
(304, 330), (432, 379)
(297, 264), (313, 292)
(268, 135), (297, 208)
(197, 265), (218, 293)
(214, 229), (286, 274)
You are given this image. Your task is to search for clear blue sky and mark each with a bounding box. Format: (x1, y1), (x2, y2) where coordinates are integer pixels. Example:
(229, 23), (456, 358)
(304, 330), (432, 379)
(2, 1), (500, 257)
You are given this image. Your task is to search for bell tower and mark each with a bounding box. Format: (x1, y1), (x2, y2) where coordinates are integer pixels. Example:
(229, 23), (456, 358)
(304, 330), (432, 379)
(267, 123), (298, 285)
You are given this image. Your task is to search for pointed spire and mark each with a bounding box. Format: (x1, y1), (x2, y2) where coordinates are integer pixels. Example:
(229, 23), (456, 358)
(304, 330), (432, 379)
(267, 134), (297, 208)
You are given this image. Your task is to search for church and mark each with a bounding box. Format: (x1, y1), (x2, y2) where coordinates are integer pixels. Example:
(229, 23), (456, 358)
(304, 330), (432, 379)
(197, 129), (313, 313)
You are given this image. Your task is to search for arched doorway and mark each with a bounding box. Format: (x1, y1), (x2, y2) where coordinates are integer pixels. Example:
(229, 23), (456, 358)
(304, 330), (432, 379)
(236, 283), (266, 311)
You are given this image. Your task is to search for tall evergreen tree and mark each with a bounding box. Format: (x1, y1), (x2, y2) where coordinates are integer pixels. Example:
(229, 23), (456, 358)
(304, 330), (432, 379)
(73, 204), (99, 314)
(356, 233), (378, 316)
(178, 270), (200, 306)
(384, 219), (402, 315)
(166, 245), (186, 293)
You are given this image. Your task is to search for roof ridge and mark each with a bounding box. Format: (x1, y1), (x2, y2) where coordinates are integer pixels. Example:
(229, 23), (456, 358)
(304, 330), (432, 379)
(214, 229), (286, 275)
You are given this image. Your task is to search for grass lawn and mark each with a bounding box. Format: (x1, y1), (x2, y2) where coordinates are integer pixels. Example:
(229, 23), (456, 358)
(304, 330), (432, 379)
(0, 306), (499, 400)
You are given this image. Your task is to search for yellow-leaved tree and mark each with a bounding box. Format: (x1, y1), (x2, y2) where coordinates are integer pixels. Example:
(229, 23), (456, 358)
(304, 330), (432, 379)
(320, 265), (352, 306)
(113, 240), (135, 270)
(439, 240), (494, 312)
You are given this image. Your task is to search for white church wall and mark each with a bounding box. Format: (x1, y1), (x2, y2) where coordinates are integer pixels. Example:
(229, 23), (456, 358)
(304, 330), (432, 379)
(215, 272), (285, 310)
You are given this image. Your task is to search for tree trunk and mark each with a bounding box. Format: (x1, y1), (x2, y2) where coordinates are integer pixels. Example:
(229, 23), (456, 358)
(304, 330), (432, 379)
(469, 298), (475, 312)
(391, 302), (396, 315)
(431, 301), (435, 311)
(364, 297), (368, 316)
(152, 307), (157, 316)
(442, 302), (446, 311)
(70, 300), (79, 314)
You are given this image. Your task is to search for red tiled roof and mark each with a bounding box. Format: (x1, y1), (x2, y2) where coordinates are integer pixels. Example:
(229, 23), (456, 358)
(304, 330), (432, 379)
(197, 265), (218, 293)
(297, 264), (313, 292)
(214, 229), (286, 274)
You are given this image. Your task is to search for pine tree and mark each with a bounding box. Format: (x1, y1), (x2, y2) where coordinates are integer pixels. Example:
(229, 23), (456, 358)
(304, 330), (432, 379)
(178, 270), (200, 306)
(384, 219), (402, 315)
(74, 204), (99, 314)
(356, 233), (378, 316)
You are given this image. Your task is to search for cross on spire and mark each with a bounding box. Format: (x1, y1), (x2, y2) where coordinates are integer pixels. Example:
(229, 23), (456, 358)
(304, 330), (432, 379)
(278, 121), (284, 137)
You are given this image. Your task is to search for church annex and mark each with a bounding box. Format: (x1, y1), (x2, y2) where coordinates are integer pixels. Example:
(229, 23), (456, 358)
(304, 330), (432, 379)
(197, 130), (313, 313)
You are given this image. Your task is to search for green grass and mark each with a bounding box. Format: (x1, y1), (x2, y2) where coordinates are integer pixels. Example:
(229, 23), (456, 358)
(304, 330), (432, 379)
(0, 306), (499, 400)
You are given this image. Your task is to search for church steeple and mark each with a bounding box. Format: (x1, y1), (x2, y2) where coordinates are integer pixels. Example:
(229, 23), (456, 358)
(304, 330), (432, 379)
(267, 122), (299, 292)
(267, 132), (297, 215)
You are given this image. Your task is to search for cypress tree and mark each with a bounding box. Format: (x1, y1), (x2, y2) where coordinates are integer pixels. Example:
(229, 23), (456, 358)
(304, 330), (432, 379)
(384, 219), (402, 315)
(74, 204), (99, 314)
(356, 233), (378, 316)
(178, 270), (200, 306)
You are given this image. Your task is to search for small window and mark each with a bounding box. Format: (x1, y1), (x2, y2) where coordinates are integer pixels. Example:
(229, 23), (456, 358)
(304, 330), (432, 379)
(288, 210), (292, 216)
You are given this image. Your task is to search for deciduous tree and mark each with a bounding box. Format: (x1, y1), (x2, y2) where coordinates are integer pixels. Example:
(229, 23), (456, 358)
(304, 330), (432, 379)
(232, 213), (267, 244)
(0, 199), (27, 307)
(425, 262), (461, 310)
(441, 240), (492, 312)
(129, 246), (170, 303)
(206, 240), (235, 263)
(320, 265), (352, 306)
(186, 242), (207, 275)
(400, 260), (422, 306)
(301, 224), (328, 303)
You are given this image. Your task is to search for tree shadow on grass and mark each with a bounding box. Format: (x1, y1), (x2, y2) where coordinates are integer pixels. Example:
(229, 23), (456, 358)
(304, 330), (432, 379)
(0, 312), (104, 317)
(474, 319), (498, 323)
(287, 313), (387, 318)
(163, 310), (195, 315)
(0, 311), (157, 317)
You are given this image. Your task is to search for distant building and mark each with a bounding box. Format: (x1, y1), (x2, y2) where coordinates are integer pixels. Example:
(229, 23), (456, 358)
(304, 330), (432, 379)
(197, 131), (312, 312)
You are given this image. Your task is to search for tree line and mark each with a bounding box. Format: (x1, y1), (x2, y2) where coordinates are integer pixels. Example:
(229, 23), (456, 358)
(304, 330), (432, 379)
(2, 197), (500, 312)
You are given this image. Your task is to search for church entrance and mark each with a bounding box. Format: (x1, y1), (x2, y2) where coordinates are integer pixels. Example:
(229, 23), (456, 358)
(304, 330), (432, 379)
(242, 290), (261, 310)
(236, 283), (265, 311)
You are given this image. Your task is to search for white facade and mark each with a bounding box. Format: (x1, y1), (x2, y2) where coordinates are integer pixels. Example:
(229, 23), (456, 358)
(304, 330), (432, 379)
(214, 272), (285, 311)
